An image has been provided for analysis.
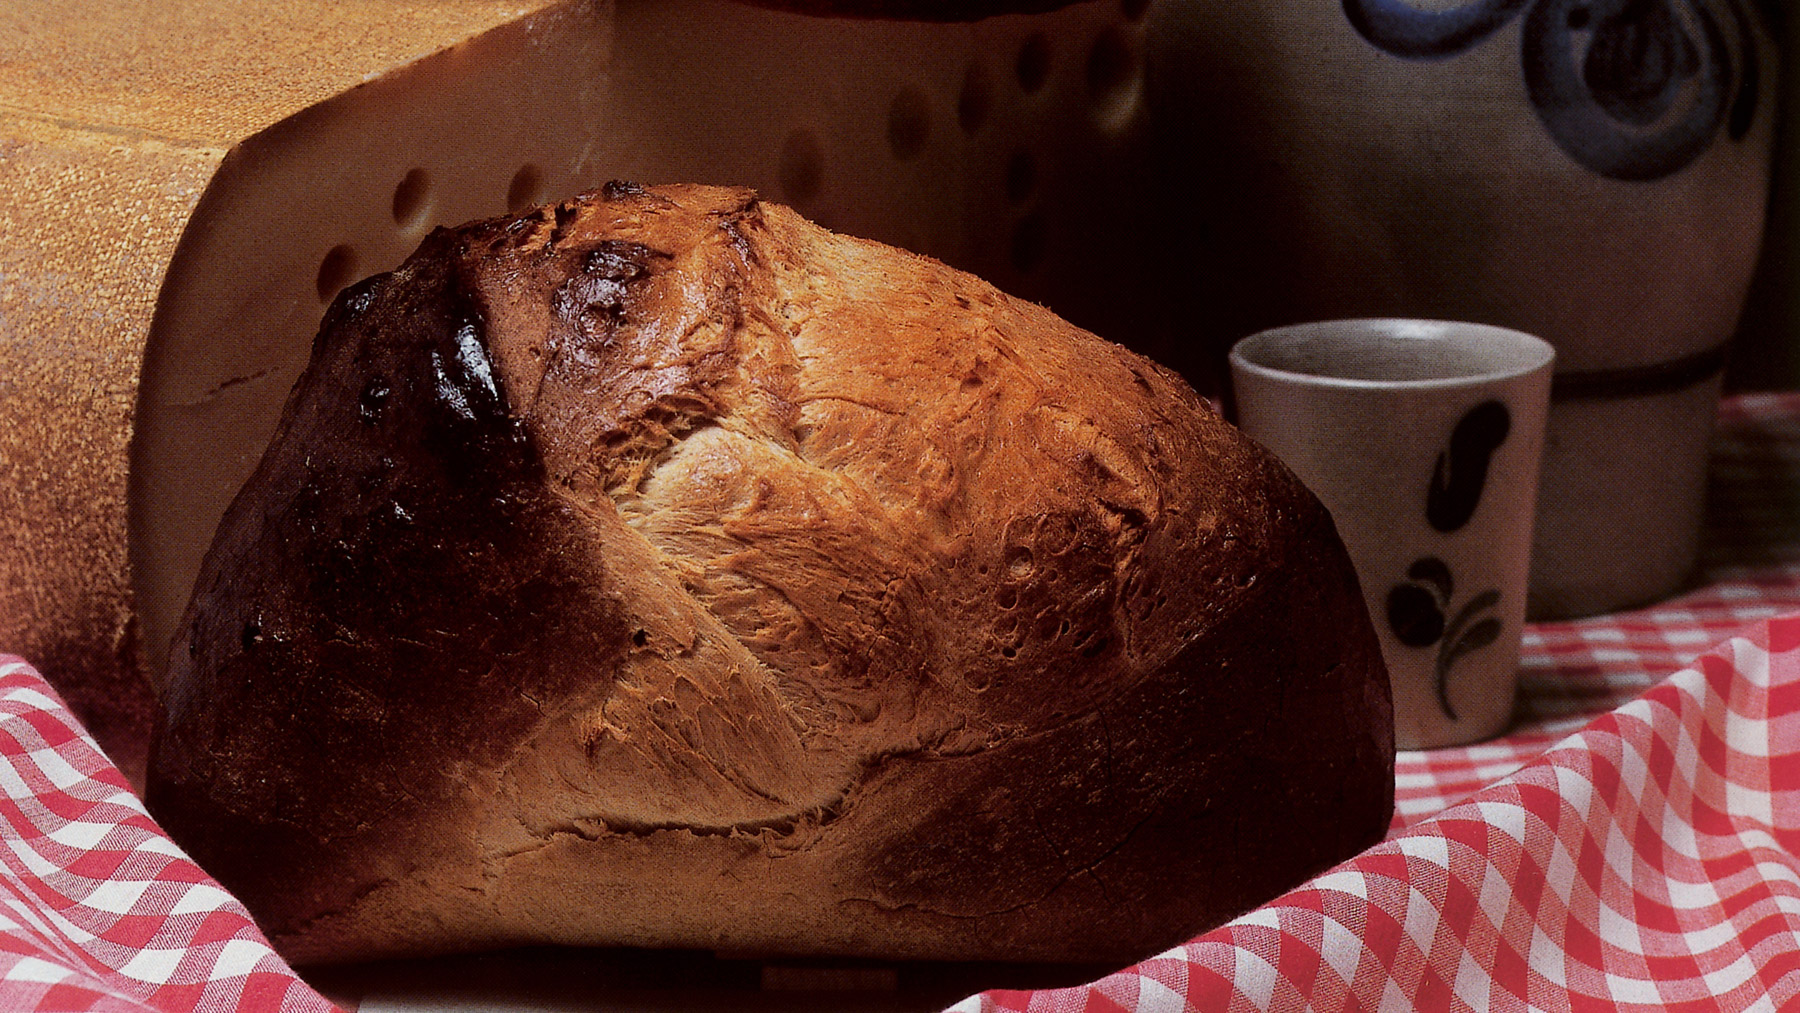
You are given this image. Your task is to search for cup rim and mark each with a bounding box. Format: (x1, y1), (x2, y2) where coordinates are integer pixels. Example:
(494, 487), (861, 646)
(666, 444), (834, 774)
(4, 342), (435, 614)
(1229, 318), (1557, 391)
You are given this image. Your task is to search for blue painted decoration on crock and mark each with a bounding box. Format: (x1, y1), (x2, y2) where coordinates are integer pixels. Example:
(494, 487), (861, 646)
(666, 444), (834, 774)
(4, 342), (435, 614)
(1341, 0), (1774, 181)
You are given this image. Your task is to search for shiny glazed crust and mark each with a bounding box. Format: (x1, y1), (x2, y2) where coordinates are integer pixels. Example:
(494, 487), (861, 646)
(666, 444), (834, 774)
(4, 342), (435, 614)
(146, 182), (1393, 965)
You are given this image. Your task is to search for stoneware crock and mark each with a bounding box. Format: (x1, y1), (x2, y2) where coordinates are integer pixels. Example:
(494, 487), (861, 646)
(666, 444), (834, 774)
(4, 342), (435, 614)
(1146, 0), (1780, 616)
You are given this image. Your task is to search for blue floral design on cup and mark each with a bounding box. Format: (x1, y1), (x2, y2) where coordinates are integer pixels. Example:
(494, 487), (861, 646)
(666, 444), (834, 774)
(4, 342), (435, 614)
(1342, 0), (1774, 180)
(1385, 400), (1513, 721)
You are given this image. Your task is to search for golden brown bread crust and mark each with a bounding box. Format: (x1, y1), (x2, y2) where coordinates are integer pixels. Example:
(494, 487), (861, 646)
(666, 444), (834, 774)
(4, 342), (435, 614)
(146, 182), (1392, 964)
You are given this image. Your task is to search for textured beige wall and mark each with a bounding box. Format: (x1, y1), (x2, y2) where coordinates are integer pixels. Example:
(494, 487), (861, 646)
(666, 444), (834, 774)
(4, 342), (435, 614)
(0, 2), (554, 140)
(0, 112), (220, 781)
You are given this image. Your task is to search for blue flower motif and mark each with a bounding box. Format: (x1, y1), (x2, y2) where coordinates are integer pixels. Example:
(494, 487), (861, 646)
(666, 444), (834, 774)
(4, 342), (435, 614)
(1342, 0), (1771, 180)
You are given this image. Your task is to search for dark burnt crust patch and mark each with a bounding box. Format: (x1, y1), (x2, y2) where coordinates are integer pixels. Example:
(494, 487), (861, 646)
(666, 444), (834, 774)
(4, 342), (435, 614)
(150, 234), (636, 922)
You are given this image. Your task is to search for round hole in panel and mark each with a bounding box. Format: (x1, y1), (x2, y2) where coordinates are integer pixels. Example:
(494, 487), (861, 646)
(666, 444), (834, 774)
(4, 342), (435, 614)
(1087, 25), (1143, 130)
(1016, 32), (1052, 94)
(1011, 215), (1047, 273)
(887, 88), (932, 162)
(779, 128), (825, 205)
(507, 164), (547, 213)
(391, 169), (432, 229)
(316, 244), (358, 303)
(958, 61), (992, 134)
(1005, 149), (1036, 203)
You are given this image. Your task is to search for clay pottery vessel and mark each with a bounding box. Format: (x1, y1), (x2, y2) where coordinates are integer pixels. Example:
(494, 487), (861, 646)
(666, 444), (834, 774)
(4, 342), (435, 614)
(1146, 0), (1780, 616)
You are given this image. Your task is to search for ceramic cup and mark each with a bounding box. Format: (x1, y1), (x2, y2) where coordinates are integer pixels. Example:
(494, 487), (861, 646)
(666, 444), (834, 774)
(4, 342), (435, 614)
(1230, 319), (1555, 749)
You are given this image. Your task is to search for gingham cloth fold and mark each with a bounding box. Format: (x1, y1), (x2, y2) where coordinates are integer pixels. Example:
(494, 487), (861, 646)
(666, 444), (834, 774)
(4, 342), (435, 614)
(0, 657), (337, 1013)
(958, 611), (1800, 1012)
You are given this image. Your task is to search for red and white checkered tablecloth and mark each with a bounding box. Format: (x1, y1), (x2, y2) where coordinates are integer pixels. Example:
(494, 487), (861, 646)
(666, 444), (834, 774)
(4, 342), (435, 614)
(0, 392), (1796, 1012)
(963, 615), (1800, 1012)
(0, 658), (333, 1012)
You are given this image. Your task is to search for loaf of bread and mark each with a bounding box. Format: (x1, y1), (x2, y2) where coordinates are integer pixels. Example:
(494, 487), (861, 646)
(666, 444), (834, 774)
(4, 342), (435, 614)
(145, 182), (1392, 966)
